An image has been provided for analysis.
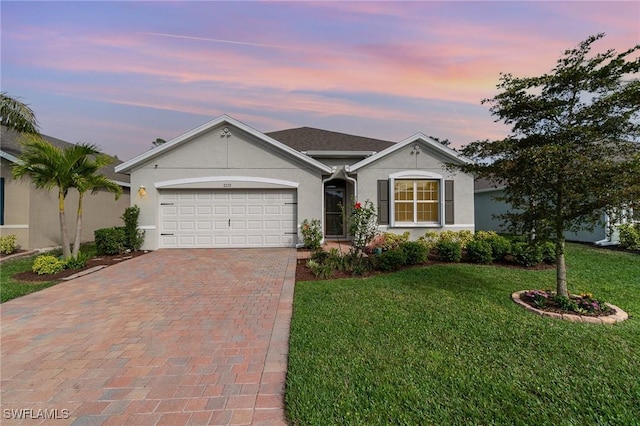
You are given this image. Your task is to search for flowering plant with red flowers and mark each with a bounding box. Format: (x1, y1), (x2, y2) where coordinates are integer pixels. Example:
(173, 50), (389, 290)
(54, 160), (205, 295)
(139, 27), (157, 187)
(347, 199), (378, 255)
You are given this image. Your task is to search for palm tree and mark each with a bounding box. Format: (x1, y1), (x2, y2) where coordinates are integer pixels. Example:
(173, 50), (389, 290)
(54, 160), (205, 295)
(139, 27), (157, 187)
(70, 152), (122, 257)
(1, 92), (39, 134)
(12, 135), (121, 258)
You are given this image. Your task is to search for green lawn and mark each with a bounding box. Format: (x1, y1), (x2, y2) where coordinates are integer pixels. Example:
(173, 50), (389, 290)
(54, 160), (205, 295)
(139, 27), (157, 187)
(286, 244), (640, 425)
(1, 243), (97, 303)
(0, 255), (58, 303)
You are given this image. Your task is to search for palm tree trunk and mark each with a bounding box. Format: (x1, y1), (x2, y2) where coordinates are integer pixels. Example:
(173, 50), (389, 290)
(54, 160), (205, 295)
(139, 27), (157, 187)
(556, 236), (568, 297)
(58, 190), (71, 259)
(72, 193), (84, 258)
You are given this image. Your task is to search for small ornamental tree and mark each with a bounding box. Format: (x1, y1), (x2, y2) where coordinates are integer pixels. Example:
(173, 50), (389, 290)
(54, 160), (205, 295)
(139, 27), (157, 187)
(347, 199), (379, 256)
(451, 33), (640, 297)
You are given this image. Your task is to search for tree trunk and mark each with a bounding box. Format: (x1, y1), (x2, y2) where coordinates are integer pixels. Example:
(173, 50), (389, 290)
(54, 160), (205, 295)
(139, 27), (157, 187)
(58, 191), (71, 259)
(556, 236), (568, 297)
(72, 193), (84, 258)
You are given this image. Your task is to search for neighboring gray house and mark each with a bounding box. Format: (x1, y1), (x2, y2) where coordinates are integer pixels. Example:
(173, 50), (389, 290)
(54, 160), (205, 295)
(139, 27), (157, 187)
(474, 179), (637, 245)
(0, 126), (131, 249)
(115, 115), (475, 250)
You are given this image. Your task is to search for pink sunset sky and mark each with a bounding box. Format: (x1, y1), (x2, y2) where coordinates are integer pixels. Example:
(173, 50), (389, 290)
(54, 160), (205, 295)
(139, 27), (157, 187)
(2, 1), (639, 161)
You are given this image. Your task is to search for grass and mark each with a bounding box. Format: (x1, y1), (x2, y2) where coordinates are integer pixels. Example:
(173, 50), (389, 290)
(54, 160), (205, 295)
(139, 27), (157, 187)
(1, 243), (97, 303)
(286, 243), (640, 425)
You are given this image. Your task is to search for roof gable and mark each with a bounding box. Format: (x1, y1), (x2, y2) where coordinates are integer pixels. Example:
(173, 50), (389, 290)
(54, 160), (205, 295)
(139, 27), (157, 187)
(116, 115), (332, 174)
(348, 133), (472, 172)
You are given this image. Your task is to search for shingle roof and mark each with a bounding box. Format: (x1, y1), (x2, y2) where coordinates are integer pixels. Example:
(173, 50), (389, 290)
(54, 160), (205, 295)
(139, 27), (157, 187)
(0, 126), (130, 184)
(266, 127), (395, 152)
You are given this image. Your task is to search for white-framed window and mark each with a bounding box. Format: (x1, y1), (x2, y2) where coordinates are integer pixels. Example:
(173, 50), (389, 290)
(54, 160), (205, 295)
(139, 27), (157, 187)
(389, 171), (443, 226)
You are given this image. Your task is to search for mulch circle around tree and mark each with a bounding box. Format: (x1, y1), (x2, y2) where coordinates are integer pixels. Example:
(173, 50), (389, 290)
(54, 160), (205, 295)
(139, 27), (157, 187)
(12, 251), (150, 283)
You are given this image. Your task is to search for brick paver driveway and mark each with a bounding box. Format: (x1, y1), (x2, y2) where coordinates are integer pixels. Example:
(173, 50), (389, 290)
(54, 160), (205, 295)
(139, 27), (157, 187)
(1, 248), (296, 425)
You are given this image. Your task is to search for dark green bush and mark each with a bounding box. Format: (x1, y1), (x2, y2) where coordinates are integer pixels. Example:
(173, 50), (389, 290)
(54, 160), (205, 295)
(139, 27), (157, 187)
(512, 242), (543, 267)
(465, 239), (493, 264)
(540, 241), (556, 264)
(485, 235), (511, 260)
(436, 240), (462, 263)
(376, 248), (407, 271)
(65, 252), (90, 269)
(94, 227), (126, 255)
(121, 205), (145, 251)
(400, 241), (428, 265)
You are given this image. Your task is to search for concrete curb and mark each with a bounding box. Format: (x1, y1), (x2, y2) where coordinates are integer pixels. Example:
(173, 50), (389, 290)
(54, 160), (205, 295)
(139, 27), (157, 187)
(512, 290), (629, 324)
(0, 250), (38, 263)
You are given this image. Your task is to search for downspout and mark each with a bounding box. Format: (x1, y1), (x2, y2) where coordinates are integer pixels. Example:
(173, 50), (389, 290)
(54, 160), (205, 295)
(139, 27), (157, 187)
(344, 165), (358, 198)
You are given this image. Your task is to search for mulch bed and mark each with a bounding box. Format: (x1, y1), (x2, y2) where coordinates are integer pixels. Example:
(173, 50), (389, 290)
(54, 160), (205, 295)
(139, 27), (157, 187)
(295, 252), (554, 282)
(12, 251), (150, 283)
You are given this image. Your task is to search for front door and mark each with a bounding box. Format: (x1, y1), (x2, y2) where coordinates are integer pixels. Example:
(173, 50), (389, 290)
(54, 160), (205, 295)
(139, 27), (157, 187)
(325, 180), (346, 237)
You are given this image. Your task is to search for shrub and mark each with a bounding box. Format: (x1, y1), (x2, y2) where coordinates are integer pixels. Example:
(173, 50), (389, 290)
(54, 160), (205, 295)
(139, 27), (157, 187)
(32, 255), (66, 275)
(619, 223), (640, 251)
(540, 241), (556, 264)
(325, 248), (346, 272)
(511, 242), (543, 267)
(436, 240), (462, 262)
(0, 234), (17, 255)
(465, 239), (493, 264)
(306, 259), (334, 279)
(301, 219), (323, 251)
(94, 227), (126, 255)
(475, 231), (511, 261)
(400, 241), (428, 265)
(121, 205), (145, 251)
(376, 248), (407, 271)
(347, 200), (378, 254)
(65, 252), (90, 270)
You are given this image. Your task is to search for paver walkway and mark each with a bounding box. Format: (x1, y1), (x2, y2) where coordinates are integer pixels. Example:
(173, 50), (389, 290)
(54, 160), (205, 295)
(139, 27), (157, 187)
(1, 248), (296, 425)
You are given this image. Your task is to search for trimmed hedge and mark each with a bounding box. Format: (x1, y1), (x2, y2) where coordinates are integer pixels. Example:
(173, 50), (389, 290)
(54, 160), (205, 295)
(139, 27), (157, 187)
(95, 227), (126, 255)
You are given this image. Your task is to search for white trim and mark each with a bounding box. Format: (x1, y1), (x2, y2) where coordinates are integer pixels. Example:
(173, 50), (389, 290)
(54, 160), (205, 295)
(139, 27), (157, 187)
(390, 172), (444, 228)
(154, 176), (300, 189)
(0, 150), (20, 163)
(303, 150), (376, 158)
(390, 170), (443, 179)
(349, 133), (472, 172)
(115, 115), (332, 174)
(113, 180), (131, 188)
(139, 225), (156, 230)
(0, 224), (29, 229)
(443, 224), (475, 228)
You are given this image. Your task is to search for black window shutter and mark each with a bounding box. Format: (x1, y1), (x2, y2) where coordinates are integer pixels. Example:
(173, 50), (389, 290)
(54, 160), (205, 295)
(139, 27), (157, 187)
(377, 179), (389, 225)
(444, 180), (454, 225)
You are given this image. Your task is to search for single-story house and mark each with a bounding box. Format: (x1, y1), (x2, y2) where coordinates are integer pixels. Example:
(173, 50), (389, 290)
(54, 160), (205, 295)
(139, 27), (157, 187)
(474, 179), (638, 245)
(0, 126), (131, 249)
(115, 115), (475, 250)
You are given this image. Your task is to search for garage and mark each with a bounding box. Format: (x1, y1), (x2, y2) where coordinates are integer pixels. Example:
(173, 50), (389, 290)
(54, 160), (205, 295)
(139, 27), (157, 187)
(159, 189), (297, 248)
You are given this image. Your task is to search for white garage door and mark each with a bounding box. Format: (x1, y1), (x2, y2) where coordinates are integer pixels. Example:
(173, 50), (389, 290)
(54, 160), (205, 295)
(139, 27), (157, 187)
(159, 189), (297, 248)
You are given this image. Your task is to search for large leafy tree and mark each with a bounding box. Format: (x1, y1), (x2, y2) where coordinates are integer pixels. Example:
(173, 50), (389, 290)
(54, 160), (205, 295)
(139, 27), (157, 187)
(454, 33), (640, 297)
(0, 92), (39, 134)
(12, 135), (122, 258)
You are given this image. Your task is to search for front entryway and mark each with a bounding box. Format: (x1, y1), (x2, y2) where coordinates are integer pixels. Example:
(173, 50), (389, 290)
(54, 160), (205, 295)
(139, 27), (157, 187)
(159, 189), (297, 248)
(324, 180), (346, 238)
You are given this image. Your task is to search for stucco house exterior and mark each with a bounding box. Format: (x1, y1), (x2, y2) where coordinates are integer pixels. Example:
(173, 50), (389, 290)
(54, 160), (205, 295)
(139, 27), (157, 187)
(115, 115), (475, 250)
(0, 126), (131, 249)
(474, 179), (637, 245)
